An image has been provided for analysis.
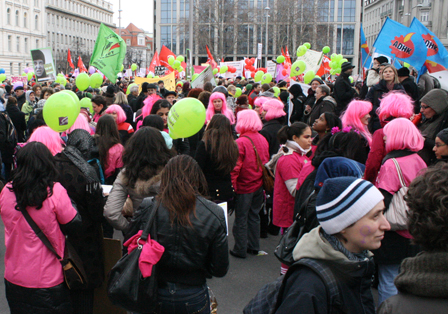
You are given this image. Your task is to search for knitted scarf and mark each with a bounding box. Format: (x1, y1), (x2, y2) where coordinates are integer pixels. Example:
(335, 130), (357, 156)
(321, 229), (370, 262)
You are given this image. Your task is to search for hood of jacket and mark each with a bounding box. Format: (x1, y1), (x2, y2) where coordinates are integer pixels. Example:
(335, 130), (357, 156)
(293, 227), (373, 262)
(121, 169), (161, 196)
(25, 90), (35, 104)
(420, 89), (448, 115)
(322, 95), (337, 106)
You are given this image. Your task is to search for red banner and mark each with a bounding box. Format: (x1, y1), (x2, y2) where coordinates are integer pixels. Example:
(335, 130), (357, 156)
(148, 51), (160, 74)
(77, 56), (87, 72)
(206, 45), (218, 69)
(67, 49), (75, 69)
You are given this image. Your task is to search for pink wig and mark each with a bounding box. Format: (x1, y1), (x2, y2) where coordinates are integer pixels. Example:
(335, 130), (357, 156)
(254, 96), (270, 111)
(378, 91), (414, 122)
(263, 99), (286, 121)
(235, 109), (263, 134)
(105, 104), (126, 124)
(383, 118), (424, 154)
(28, 126), (63, 156)
(67, 114), (93, 135)
(206, 92), (235, 124)
(341, 100), (372, 145)
(142, 94), (163, 118)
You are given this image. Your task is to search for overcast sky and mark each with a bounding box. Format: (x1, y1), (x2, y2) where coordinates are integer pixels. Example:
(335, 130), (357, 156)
(108, 0), (154, 35)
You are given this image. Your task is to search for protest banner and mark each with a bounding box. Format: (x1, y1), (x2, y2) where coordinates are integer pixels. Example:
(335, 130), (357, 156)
(191, 65), (216, 89)
(294, 49), (323, 73)
(11, 76), (28, 85)
(134, 71), (176, 92)
(219, 60), (245, 79)
(267, 60), (277, 77)
(30, 47), (56, 82)
(155, 66), (167, 76)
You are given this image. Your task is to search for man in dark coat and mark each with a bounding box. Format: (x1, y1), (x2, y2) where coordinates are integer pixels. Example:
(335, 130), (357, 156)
(397, 67), (420, 113)
(333, 62), (358, 116)
(135, 82), (150, 112)
(13, 85), (26, 110)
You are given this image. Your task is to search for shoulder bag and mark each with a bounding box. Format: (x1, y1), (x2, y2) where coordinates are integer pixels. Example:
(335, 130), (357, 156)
(243, 136), (274, 194)
(20, 208), (88, 290)
(107, 197), (160, 313)
(384, 158), (409, 231)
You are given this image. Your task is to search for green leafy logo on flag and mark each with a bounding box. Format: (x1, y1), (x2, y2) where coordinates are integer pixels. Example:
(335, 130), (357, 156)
(90, 23), (126, 83)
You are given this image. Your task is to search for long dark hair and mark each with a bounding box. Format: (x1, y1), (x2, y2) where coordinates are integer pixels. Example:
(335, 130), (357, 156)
(158, 155), (208, 226)
(95, 114), (121, 169)
(9, 142), (58, 211)
(142, 114), (164, 131)
(122, 127), (174, 188)
(202, 114), (239, 173)
(277, 122), (310, 145)
(150, 99), (171, 115)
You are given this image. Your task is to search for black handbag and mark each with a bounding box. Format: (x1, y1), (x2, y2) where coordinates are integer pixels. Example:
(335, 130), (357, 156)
(107, 198), (160, 313)
(20, 208), (88, 290)
(274, 192), (315, 266)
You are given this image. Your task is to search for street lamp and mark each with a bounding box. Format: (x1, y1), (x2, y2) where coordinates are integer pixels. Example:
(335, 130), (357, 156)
(264, 4), (270, 67)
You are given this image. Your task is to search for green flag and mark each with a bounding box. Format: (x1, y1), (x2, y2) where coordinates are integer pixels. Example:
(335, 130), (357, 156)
(90, 23), (126, 83)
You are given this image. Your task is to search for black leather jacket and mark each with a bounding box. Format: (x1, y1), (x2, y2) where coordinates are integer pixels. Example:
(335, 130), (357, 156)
(129, 196), (229, 286)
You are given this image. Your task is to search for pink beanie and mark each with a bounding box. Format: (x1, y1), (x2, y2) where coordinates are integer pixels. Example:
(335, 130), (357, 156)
(263, 99), (286, 121)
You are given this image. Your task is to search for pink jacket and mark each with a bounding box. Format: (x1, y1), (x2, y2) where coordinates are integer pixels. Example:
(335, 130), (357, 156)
(105, 143), (124, 178)
(0, 183), (78, 288)
(231, 132), (269, 194)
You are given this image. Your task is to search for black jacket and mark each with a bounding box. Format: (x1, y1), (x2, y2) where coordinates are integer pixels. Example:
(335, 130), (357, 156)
(289, 95), (306, 123)
(130, 196), (229, 286)
(307, 96), (336, 126)
(6, 103), (26, 143)
(135, 92), (147, 112)
(260, 119), (284, 157)
(333, 72), (357, 116)
(127, 93), (138, 112)
(16, 93), (26, 110)
(400, 77), (420, 113)
(365, 80), (405, 133)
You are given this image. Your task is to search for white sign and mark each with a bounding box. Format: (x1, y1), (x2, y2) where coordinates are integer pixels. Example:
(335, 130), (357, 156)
(191, 65), (216, 89)
(257, 43), (263, 60)
(219, 60), (245, 79)
(295, 49), (323, 73)
(218, 202), (229, 236)
(267, 60), (277, 77)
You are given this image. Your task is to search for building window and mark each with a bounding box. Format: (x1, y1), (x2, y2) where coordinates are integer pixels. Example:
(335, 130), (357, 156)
(24, 38), (28, 52)
(7, 8), (11, 24)
(36, 39), (39, 48)
(10, 63), (14, 75)
(8, 36), (12, 52)
(24, 12), (27, 28)
(126, 39), (131, 45)
(18, 63), (22, 74)
(16, 10), (19, 26)
(421, 12), (429, 22)
(17, 37), (20, 52)
(35, 15), (39, 29)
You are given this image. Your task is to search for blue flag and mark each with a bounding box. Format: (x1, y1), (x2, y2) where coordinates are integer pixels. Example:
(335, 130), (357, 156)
(410, 17), (448, 70)
(360, 24), (372, 68)
(373, 17), (427, 70)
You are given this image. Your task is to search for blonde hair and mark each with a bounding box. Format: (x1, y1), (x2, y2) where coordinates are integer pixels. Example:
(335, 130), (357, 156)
(381, 65), (399, 84)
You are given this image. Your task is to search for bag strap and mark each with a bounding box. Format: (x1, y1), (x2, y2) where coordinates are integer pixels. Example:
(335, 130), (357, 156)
(391, 158), (406, 188)
(242, 135), (262, 172)
(20, 208), (62, 260)
(140, 198), (161, 241)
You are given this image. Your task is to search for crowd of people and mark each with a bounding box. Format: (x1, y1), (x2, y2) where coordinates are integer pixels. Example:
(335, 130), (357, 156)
(0, 58), (447, 314)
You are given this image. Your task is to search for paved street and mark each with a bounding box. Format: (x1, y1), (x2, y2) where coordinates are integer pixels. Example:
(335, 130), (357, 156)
(0, 213), (282, 313)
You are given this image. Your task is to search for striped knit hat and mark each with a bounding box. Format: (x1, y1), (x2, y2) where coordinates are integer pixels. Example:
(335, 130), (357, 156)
(316, 177), (384, 235)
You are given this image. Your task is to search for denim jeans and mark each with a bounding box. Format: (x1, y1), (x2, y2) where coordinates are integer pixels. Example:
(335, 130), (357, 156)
(157, 283), (210, 314)
(377, 263), (400, 305)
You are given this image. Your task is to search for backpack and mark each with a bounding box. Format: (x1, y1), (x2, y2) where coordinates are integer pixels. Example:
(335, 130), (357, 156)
(0, 111), (18, 149)
(243, 258), (344, 314)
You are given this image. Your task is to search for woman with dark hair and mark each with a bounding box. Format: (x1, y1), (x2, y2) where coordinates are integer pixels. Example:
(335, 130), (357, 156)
(203, 82), (214, 93)
(104, 127), (174, 233)
(187, 87), (203, 99)
(95, 114), (124, 184)
(131, 155), (228, 313)
(0, 142), (81, 313)
(311, 112), (342, 146)
(433, 128), (448, 163)
(288, 84), (306, 123)
(260, 99), (287, 157)
(53, 129), (105, 313)
(195, 114), (239, 205)
(378, 163), (448, 313)
(198, 91), (211, 109)
(91, 95), (108, 123)
(180, 81), (191, 98)
(142, 115), (173, 149)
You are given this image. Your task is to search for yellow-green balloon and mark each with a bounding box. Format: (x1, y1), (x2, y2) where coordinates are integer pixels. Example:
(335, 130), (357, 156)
(296, 45), (307, 57)
(147, 73), (154, 78)
(304, 70), (315, 84)
(76, 73), (90, 91)
(126, 83), (138, 95)
(192, 73), (199, 81)
(80, 97), (93, 114)
(27, 72), (34, 81)
(234, 87), (242, 98)
(322, 46), (330, 54)
(59, 76), (67, 86)
(43, 92), (80, 132)
(22, 72), (27, 77)
(168, 98), (206, 139)
(176, 55), (185, 62)
(349, 76), (354, 83)
(90, 73), (103, 88)
(220, 65), (228, 74)
(254, 70), (264, 82)
(261, 73), (272, 84)
(131, 63), (137, 71)
(0, 74), (6, 83)
(304, 42), (311, 49)
(276, 56), (285, 63)
(290, 60), (306, 77)
(121, 64), (124, 72)
(173, 60), (181, 69)
(168, 56), (175, 66)
(213, 68), (218, 75)
(273, 86), (280, 97)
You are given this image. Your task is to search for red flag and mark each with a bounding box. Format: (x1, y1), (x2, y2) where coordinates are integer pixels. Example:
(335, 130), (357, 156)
(316, 55), (331, 77)
(285, 47), (292, 65)
(159, 45), (176, 71)
(206, 45), (218, 69)
(67, 49), (75, 69)
(148, 51), (160, 74)
(424, 60), (447, 73)
(77, 56), (87, 72)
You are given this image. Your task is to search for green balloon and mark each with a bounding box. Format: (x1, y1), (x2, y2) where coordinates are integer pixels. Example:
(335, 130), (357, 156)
(276, 55), (285, 64)
(176, 55), (185, 63)
(43, 92), (80, 132)
(90, 73), (103, 88)
(76, 73), (90, 91)
(168, 98), (206, 139)
(121, 64), (124, 72)
(192, 73), (199, 81)
(304, 42), (311, 49)
(403, 62), (410, 68)
(126, 83), (138, 95)
(58, 76), (67, 87)
(322, 46), (330, 54)
(147, 73), (154, 78)
(304, 70), (315, 84)
(22, 72), (27, 77)
(254, 70), (264, 82)
(178, 66), (184, 73)
(341, 58), (348, 63)
(80, 97), (93, 114)
(0, 74), (6, 83)
(131, 63), (137, 71)
(273, 86), (280, 97)
(349, 76), (354, 83)
(168, 56), (175, 66)
(27, 72), (34, 81)
(220, 65), (228, 74)
(213, 68), (218, 75)
(290, 60), (306, 77)
(60, 90), (80, 107)
(261, 73), (272, 84)
(296, 45), (307, 57)
(154, 76), (159, 79)
(234, 87), (242, 98)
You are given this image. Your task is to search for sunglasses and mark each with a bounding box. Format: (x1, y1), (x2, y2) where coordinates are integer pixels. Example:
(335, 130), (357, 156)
(421, 104), (430, 109)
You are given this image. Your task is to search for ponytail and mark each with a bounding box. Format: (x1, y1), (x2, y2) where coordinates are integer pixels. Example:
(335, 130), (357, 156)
(277, 122), (309, 145)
